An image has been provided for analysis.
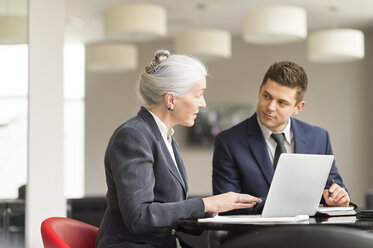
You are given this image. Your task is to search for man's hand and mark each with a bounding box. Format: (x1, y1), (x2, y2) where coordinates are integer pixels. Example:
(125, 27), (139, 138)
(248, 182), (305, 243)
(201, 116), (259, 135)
(323, 183), (350, 207)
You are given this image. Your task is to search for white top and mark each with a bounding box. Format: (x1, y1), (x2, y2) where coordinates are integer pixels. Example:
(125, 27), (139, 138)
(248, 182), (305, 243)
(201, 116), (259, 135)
(257, 116), (294, 164)
(147, 110), (184, 183)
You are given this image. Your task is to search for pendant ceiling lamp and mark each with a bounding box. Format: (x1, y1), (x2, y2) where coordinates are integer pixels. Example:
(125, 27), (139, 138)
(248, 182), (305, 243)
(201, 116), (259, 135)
(104, 3), (166, 42)
(243, 5), (307, 44)
(0, 15), (27, 44)
(175, 29), (231, 61)
(86, 43), (138, 72)
(307, 29), (364, 63)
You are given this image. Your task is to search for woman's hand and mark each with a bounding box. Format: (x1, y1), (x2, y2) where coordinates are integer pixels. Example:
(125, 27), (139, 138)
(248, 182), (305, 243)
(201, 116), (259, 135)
(323, 183), (350, 207)
(202, 192), (262, 217)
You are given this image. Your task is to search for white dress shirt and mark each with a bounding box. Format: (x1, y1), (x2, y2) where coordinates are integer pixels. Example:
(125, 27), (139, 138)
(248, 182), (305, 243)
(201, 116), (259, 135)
(257, 116), (294, 164)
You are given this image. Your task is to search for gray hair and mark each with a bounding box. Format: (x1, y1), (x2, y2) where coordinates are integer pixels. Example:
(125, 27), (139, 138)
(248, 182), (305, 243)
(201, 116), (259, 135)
(137, 49), (207, 107)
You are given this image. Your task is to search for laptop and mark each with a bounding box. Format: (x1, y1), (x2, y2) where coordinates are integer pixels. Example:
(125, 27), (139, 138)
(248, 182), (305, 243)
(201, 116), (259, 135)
(261, 153), (334, 217)
(198, 153), (334, 223)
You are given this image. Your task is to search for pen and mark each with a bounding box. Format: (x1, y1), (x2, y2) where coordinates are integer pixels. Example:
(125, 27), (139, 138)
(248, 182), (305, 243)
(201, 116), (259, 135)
(328, 179), (335, 200)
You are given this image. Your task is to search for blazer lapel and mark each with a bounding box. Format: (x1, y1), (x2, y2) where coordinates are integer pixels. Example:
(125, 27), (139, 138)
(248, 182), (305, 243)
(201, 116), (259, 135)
(138, 107), (163, 140)
(171, 138), (188, 196)
(246, 114), (274, 185)
(291, 118), (307, 153)
(159, 138), (187, 194)
(137, 107), (187, 193)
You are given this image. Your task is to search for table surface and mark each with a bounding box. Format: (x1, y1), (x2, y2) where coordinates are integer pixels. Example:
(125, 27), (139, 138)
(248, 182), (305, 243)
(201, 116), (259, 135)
(178, 215), (373, 232)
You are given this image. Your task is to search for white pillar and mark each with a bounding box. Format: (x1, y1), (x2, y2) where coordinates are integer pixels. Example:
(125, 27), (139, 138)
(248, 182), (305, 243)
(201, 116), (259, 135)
(27, 0), (66, 247)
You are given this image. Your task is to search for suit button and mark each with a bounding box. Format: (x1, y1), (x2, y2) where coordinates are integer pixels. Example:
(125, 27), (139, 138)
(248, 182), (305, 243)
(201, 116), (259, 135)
(171, 229), (176, 235)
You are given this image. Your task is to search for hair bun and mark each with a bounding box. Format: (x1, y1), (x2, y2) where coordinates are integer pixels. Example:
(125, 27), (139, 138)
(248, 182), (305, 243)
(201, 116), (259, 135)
(145, 49), (170, 74)
(154, 49), (170, 63)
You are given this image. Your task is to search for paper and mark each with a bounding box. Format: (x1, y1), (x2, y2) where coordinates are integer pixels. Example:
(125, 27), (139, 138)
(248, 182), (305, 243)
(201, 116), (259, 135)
(317, 206), (356, 216)
(321, 216), (357, 224)
(317, 206), (354, 212)
(198, 214), (309, 224)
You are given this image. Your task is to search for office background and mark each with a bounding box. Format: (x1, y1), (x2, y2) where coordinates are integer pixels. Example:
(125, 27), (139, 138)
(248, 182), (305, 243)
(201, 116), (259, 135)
(85, 32), (373, 207)
(1, 0), (373, 247)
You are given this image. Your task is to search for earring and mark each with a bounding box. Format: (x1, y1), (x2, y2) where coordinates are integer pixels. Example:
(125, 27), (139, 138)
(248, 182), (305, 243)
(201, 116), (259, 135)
(167, 106), (175, 111)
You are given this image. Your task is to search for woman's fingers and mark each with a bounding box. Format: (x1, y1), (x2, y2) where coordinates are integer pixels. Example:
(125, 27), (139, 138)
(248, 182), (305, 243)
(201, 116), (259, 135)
(202, 192), (262, 214)
(236, 193), (262, 204)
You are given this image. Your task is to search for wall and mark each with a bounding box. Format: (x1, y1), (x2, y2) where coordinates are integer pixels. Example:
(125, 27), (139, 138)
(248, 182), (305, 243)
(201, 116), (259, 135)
(85, 31), (373, 207)
(361, 30), (373, 201)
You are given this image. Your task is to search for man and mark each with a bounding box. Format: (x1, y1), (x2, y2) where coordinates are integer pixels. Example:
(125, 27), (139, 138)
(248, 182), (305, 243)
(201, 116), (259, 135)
(212, 61), (350, 214)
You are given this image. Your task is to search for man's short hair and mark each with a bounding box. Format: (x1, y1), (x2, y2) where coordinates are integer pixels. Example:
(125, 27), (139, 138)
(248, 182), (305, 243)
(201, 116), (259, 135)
(261, 61), (308, 103)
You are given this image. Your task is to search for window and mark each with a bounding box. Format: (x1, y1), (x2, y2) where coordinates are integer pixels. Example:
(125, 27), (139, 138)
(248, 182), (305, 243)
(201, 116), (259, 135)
(0, 45), (28, 198)
(0, 44), (85, 199)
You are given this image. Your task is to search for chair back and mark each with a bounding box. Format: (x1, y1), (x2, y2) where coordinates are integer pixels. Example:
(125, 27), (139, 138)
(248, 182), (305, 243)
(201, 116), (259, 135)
(220, 225), (373, 248)
(41, 217), (99, 248)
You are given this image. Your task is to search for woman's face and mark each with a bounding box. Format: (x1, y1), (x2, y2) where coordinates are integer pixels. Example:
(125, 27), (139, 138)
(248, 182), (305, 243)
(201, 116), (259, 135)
(173, 77), (206, 127)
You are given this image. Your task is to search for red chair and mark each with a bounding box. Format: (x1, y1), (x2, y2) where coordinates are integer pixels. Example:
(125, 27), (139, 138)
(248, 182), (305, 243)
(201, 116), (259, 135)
(41, 217), (99, 248)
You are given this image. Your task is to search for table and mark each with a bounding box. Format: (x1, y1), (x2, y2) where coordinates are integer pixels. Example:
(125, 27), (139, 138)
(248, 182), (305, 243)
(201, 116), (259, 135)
(179, 215), (373, 231)
(177, 216), (373, 248)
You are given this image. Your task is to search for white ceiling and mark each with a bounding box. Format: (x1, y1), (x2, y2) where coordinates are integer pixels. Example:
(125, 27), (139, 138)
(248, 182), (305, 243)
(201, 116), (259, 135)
(65, 0), (373, 43)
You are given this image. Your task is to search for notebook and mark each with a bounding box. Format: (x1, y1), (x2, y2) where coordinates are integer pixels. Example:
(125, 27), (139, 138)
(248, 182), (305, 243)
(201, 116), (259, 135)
(317, 206), (356, 216)
(262, 153), (334, 217)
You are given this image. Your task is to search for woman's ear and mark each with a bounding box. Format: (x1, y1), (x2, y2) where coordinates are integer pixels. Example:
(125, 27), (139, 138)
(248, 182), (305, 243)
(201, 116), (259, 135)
(164, 93), (175, 108)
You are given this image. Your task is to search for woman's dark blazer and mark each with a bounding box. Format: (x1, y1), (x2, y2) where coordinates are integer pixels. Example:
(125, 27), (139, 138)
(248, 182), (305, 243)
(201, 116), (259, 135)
(96, 107), (205, 248)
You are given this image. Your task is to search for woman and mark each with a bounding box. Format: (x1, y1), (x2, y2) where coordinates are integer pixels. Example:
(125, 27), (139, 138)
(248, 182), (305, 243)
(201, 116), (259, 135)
(96, 50), (261, 248)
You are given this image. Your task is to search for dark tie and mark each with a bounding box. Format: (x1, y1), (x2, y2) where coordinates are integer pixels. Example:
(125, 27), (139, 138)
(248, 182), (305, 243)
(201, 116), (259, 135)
(271, 133), (287, 169)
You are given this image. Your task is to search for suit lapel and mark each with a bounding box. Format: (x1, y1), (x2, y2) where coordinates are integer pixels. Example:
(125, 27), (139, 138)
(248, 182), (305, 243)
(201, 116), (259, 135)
(244, 116), (307, 185)
(246, 114), (274, 185)
(159, 138), (187, 194)
(291, 118), (307, 153)
(172, 138), (188, 195)
(137, 107), (187, 194)
(138, 107), (163, 140)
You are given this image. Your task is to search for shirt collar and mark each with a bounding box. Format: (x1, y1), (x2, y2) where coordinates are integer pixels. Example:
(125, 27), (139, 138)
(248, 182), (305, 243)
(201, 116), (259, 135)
(257, 116), (292, 145)
(147, 109), (174, 140)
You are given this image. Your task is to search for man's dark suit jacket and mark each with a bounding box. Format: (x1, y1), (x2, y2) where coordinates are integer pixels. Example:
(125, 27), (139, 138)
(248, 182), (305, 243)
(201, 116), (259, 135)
(213, 113), (347, 214)
(96, 107), (204, 248)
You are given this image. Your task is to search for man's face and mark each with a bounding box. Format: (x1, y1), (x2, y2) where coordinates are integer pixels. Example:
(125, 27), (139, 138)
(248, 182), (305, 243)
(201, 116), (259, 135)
(256, 79), (305, 133)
